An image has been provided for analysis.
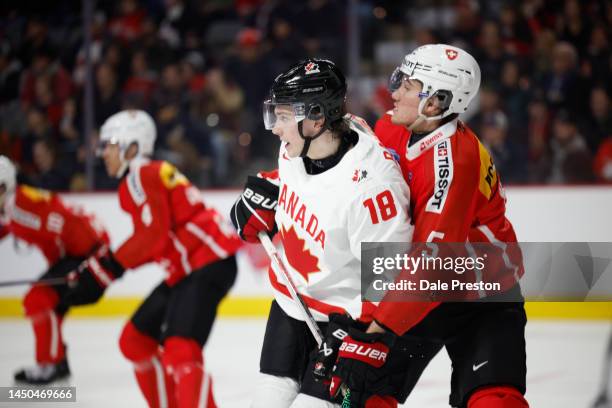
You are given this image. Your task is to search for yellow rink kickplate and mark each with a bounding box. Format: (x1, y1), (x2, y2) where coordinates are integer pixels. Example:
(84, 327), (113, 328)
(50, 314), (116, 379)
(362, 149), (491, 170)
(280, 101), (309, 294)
(0, 297), (611, 320)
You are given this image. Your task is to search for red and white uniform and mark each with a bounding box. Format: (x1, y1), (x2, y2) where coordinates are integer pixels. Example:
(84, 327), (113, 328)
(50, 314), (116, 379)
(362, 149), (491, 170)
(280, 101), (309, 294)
(1, 185), (109, 261)
(372, 113), (524, 335)
(1, 185), (109, 365)
(269, 116), (413, 323)
(116, 158), (241, 285)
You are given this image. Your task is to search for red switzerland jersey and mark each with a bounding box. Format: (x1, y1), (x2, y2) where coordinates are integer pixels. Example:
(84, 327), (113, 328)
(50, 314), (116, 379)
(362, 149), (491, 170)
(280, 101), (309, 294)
(116, 159), (241, 286)
(1, 185), (109, 265)
(372, 113), (524, 336)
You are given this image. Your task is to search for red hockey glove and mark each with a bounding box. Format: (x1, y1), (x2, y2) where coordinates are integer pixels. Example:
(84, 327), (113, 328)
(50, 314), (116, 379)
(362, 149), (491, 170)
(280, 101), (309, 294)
(330, 327), (396, 407)
(230, 175), (278, 243)
(67, 246), (125, 305)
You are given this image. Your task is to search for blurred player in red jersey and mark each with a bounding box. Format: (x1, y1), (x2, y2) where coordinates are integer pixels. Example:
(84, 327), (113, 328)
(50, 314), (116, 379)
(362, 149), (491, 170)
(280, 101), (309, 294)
(80, 110), (241, 408)
(0, 155), (111, 384)
(327, 44), (529, 408)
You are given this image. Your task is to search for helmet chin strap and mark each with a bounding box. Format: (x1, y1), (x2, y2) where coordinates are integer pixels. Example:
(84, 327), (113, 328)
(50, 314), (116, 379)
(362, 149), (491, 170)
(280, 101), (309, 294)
(297, 120), (327, 158)
(408, 94), (448, 132)
(114, 148), (131, 178)
(0, 188), (15, 217)
(114, 142), (141, 178)
(115, 160), (129, 178)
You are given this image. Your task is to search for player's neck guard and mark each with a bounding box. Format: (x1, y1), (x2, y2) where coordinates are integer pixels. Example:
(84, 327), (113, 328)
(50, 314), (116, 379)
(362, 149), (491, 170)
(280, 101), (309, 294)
(303, 129), (357, 175)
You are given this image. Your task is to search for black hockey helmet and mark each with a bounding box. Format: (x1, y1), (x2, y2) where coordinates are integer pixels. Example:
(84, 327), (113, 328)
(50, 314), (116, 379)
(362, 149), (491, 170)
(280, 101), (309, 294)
(263, 58), (347, 157)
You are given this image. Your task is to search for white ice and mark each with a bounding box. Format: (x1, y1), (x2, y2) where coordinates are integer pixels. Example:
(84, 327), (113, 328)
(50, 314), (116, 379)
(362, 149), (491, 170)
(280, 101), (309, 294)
(0, 317), (610, 407)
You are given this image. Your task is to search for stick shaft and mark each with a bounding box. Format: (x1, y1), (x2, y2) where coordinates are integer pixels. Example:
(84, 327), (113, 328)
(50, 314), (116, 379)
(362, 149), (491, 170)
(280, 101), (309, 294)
(258, 232), (350, 401)
(0, 277), (68, 288)
(258, 232), (324, 345)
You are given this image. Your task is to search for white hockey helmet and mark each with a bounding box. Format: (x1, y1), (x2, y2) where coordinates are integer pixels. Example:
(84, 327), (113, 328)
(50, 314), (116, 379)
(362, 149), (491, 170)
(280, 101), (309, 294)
(389, 44), (481, 121)
(0, 155), (16, 206)
(100, 110), (156, 177)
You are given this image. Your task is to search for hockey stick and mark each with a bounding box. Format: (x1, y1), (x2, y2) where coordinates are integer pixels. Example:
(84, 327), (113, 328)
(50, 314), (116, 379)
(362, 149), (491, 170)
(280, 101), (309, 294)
(0, 277), (68, 288)
(592, 328), (612, 408)
(258, 232), (351, 405)
(258, 232), (324, 344)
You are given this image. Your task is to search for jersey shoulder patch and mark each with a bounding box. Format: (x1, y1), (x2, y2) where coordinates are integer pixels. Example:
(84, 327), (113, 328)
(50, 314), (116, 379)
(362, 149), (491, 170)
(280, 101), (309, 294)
(159, 161), (189, 189)
(477, 141), (498, 200)
(20, 185), (52, 203)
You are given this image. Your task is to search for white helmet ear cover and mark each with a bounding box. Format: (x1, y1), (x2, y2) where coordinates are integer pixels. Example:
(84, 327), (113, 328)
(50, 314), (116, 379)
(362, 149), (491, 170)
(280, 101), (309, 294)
(0, 155), (17, 205)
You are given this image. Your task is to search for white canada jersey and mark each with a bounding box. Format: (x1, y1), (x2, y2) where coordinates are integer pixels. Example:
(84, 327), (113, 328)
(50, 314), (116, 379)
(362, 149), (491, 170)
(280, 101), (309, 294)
(272, 116), (414, 322)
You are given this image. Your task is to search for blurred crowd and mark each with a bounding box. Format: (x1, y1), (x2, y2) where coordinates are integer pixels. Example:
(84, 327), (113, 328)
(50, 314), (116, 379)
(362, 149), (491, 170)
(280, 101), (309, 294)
(0, 0), (610, 190)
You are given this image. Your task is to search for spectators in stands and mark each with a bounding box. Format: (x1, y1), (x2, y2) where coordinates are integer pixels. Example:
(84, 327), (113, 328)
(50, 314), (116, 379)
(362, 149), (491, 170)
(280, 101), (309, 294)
(30, 138), (71, 191)
(0, 0), (610, 189)
(594, 137), (612, 183)
(548, 110), (594, 184)
(582, 86), (612, 152)
(480, 111), (527, 184)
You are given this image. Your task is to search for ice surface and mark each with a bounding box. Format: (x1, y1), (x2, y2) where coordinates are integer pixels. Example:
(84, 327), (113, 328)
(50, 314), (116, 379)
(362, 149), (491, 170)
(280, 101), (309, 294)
(0, 318), (609, 407)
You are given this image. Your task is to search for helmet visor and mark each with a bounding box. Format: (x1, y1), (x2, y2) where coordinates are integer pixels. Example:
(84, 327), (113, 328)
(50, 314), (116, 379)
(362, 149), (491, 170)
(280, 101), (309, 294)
(97, 121), (125, 156)
(263, 100), (306, 130)
(96, 138), (121, 157)
(388, 67), (408, 93)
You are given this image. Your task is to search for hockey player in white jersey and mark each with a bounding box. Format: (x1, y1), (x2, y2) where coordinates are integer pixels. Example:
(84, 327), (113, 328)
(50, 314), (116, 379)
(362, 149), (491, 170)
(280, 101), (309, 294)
(230, 59), (440, 408)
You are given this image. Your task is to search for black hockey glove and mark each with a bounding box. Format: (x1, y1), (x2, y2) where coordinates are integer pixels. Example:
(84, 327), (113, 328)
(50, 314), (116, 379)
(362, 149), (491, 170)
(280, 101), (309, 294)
(329, 327), (396, 407)
(230, 175), (279, 243)
(66, 246), (125, 305)
(313, 313), (354, 383)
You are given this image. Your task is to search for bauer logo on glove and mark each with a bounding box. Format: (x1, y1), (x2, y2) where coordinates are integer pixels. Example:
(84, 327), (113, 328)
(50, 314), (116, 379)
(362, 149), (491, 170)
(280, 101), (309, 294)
(243, 187), (277, 210)
(231, 175), (279, 243)
(338, 337), (389, 367)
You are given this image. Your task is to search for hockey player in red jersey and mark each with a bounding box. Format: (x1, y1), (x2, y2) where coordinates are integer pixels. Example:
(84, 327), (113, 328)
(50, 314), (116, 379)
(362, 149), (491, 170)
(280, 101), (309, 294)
(82, 110), (241, 408)
(328, 44), (529, 408)
(0, 155), (111, 384)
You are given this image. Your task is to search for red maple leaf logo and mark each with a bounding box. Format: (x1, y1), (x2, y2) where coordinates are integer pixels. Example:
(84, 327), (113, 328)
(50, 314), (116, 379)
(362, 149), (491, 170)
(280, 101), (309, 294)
(280, 225), (320, 282)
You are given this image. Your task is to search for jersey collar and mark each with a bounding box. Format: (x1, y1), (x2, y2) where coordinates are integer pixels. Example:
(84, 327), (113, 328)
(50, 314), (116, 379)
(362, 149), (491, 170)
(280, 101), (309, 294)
(128, 156), (151, 173)
(405, 119), (458, 160)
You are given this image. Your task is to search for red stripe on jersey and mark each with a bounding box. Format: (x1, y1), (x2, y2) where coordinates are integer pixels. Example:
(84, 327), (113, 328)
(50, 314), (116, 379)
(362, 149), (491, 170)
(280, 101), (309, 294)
(268, 267), (347, 317)
(257, 169), (279, 182)
(359, 301), (378, 324)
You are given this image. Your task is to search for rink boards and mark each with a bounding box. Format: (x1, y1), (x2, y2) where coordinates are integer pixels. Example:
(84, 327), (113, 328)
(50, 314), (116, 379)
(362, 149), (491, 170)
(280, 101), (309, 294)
(1, 186), (611, 320)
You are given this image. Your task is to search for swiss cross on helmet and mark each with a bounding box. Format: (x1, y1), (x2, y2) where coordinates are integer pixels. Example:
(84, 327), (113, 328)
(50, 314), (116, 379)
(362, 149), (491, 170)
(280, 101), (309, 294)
(389, 44), (481, 121)
(263, 58), (347, 157)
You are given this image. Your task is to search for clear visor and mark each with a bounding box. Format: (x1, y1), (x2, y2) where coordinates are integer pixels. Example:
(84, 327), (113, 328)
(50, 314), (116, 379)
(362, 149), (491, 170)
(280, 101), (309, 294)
(388, 67), (408, 93)
(388, 67), (430, 99)
(95, 136), (121, 157)
(263, 100), (306, 130)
